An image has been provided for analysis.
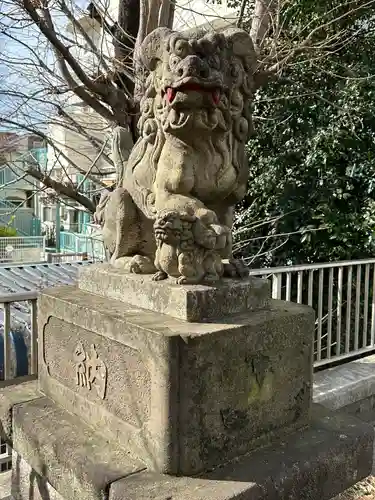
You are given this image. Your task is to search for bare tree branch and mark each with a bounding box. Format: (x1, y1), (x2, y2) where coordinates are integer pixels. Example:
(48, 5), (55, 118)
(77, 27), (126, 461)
(26, 165), (96, 212)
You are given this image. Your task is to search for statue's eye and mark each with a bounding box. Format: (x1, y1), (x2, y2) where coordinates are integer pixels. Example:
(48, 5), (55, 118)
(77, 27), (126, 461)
(174, 39), (189, 57)
(169, 54), (180, 69)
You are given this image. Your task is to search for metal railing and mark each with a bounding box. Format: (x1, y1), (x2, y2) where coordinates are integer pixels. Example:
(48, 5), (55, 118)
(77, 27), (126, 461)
(0, 237), (45, 264)
(60, 232), (106, 261)
(0, 291), (38, 470)
(46, 252), (88, 263)
(0, 292), (38, 380)
(249, 258), (375, 368)
(0, 259), (93, 473)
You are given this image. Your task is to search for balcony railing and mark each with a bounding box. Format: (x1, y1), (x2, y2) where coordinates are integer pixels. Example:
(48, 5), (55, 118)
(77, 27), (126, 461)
(249, 258), (375, 368)
(0, 166), (36, 191)
(0, 215), (41, 237)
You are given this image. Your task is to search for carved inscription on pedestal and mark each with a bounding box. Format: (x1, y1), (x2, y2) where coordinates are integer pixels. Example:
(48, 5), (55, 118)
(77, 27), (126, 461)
(74, 342), (107, 400)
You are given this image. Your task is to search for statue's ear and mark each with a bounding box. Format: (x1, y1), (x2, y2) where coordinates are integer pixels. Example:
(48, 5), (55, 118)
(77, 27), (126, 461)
(140, 28), (173, 71)
(222, 28), (257, 64)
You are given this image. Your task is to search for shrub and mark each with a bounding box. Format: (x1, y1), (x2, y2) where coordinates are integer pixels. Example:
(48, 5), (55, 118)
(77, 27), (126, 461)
(0, 226), (17, 237)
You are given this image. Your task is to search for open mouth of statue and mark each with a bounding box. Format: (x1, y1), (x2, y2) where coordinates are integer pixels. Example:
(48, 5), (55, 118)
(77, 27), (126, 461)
(165, 83), (221, 106)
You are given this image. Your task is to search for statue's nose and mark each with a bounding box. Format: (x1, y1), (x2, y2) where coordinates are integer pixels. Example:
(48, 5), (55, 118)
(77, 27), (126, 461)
(174, 55), (209, 79)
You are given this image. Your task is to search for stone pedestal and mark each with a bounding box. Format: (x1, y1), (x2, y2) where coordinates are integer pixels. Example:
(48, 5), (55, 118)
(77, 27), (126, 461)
(78, 263), (270, 321)
(1, 263), (373, 500)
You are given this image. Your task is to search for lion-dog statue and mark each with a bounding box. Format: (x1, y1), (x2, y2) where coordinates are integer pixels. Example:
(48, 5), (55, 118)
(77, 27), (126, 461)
(95, 27), (258, 284)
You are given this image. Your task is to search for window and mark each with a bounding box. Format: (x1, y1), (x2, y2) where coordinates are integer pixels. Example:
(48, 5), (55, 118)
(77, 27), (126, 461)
(0, 167), (16, 185)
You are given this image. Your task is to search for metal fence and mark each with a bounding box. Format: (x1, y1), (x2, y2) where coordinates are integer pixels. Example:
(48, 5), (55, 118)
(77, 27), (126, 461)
(60, 232), (106, 261)
(46, 252), (89, 263)
(0, 261), (93, 472)
(249, 258), (375, 368)
(0, 237), (45, 264)
(0, 291), (38, 471)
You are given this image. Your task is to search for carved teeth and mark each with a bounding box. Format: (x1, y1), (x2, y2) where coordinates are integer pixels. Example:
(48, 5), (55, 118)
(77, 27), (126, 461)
(165, 85), (221, 106)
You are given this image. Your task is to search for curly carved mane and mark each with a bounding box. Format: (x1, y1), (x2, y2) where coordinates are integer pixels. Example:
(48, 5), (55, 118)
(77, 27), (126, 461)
(123, 28), (257, 218)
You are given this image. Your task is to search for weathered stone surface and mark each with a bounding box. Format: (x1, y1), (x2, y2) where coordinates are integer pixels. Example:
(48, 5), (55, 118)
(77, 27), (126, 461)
(12, 397), (145, 500)
(96, 28), (258, 283)
(43, 316), (151, 428)
(109, 405), (374, 500)
(78, 263), (270, 321)
(12, 451), (63, 500)
(38, 285), (313, 475)
(0, 380), (39, 442)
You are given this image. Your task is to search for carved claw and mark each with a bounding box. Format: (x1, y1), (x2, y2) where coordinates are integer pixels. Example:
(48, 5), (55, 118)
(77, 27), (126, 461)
(223, 259), (248, 279)
(152, 271), (168, 281)
(176, 275), (201, 285)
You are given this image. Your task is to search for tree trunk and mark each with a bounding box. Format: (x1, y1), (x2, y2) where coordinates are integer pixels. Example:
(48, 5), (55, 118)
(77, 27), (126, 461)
(250, 0), (278, 51)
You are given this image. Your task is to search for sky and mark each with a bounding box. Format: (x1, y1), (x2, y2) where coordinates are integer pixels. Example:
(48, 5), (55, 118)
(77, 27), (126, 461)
(0, 0), (237, 135)
(0, 1), (88, 133)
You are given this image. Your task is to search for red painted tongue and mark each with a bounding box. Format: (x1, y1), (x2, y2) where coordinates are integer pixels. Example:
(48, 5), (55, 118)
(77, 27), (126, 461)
(166, 87), (175, 103)
(212, 89), (220, 105)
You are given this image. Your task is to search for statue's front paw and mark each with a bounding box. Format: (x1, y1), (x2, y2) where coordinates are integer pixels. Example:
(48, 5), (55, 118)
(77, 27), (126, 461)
(203, 273), (221, 285)
(152, 271), (168, 281)
(223, 259), (248, 279)
(176, 275), (200, 285)
(129, 255), (157, 274)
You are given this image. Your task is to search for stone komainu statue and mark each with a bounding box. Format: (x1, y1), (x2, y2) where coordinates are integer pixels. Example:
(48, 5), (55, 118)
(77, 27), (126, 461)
(96, 27), (258, 284)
